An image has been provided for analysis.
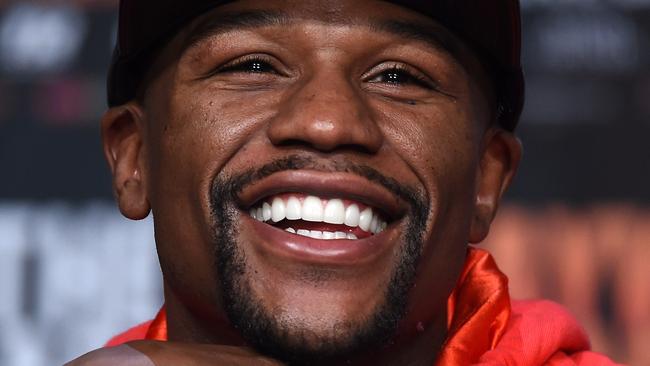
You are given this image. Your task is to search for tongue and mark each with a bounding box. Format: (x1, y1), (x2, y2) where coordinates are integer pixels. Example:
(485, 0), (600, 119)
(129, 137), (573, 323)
(272, 220), (373, 239)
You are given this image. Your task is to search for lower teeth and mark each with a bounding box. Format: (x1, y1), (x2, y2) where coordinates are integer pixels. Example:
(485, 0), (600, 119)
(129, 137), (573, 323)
(286, 228), (357, 240)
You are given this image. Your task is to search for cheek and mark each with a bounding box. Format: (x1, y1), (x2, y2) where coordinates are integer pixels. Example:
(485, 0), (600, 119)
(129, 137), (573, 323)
(142, 81), (288, 305)
(377, 100), (482, 323)
(146, 81), (284, 209)
(380, 100), (480, 201)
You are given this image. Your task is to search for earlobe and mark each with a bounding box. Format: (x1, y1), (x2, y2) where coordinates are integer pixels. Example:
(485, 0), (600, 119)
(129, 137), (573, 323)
(101, 103), (151, 220)
(469, 129), (522, 243)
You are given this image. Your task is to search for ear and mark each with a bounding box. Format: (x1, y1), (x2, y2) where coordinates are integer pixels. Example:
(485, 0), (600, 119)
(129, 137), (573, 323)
(101, 103), (151, 220)
(469, 129), (522, 243)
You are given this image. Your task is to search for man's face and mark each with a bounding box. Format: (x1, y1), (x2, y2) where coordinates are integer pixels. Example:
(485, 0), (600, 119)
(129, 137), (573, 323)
(104, 0), (518, 363)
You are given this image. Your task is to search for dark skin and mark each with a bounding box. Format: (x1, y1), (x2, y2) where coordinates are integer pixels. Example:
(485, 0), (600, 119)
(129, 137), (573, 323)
(69, 1), (521, 365)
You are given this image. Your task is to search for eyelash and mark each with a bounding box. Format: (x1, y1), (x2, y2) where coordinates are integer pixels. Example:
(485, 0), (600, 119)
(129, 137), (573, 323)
(214, 55), (280, 75)
(367, 63), (435, 90)
(213, 56), (436, 90)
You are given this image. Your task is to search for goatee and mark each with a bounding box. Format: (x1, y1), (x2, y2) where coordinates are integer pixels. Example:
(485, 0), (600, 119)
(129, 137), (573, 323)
(209, 155), (429, 365)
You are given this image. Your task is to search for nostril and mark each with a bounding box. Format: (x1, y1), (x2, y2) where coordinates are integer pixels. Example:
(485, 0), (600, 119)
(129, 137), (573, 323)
(274, 139), (316, 149)
(273, 139), (375, 155)
(336, 144), (376, 155)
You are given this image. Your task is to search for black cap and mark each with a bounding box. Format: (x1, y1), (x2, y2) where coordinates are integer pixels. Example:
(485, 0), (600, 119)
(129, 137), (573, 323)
(108, 0), (524, 130)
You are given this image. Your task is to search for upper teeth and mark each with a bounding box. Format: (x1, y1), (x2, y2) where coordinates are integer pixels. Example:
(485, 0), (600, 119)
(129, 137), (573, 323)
(249, 195), (388, 235)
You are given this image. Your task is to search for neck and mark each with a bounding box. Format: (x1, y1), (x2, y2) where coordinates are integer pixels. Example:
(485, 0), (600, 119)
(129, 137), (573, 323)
(164, 285), (247, 345)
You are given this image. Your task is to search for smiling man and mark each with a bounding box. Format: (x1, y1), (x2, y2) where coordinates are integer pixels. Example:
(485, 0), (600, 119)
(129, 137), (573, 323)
(68, 1), (620, 365)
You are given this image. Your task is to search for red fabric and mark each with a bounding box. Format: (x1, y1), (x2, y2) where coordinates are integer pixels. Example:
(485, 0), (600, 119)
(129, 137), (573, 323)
(105, 248), (621, 365)
(105, 321), (151, 347)
(474, 300), (623, 365)
(437, 248), (512, 364)
(105, 308), (167, 347)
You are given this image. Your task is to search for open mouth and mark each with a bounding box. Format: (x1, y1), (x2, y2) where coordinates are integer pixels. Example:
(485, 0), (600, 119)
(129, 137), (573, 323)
(248, 193), (389, 240)
(233, 169), (408, 263)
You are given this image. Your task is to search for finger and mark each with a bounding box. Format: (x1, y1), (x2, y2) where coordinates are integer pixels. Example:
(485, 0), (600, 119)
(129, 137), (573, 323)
(127, 341), (285, 366)
(64, 344), (156, 366)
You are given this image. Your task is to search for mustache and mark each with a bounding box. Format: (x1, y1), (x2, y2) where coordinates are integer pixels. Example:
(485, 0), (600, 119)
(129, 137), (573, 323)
(210, 154), (428, 212)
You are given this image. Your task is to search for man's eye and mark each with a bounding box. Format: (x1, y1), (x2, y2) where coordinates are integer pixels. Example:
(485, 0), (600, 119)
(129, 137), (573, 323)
(218, 58), (276, 74)
(368, 67), (434, 90)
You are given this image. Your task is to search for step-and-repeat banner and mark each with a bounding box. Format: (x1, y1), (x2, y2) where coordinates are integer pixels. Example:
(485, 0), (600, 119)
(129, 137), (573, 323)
(1, 1), (649, 365)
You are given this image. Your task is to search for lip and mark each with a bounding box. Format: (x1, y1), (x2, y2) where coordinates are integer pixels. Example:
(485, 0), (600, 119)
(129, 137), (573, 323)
(236, 170), (409, 221)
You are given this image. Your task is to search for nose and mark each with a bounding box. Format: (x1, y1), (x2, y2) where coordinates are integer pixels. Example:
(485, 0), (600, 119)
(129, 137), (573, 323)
(267, 69), (383, 154)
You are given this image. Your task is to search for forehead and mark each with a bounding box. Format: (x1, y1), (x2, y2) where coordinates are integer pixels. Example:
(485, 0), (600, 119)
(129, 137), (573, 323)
(179, 0), (466, 62)
(196, 0), (445, 27)
(218, 0), (421, 17)
(144, 0), (493, 112)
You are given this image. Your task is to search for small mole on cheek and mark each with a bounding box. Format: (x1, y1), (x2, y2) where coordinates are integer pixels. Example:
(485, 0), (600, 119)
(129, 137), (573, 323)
(209, 101), (214, 106)
(416, 321), (425, 332)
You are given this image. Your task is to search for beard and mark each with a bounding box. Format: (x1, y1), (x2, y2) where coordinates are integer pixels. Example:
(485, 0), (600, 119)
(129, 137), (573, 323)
(209, 155), (429, 365)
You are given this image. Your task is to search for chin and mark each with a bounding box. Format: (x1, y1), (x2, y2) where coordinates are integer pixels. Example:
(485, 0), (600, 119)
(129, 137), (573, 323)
(224, 273), (400, 364)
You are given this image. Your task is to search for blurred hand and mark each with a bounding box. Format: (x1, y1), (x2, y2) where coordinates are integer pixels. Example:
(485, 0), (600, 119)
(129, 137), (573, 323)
(65, 341), (285, 366)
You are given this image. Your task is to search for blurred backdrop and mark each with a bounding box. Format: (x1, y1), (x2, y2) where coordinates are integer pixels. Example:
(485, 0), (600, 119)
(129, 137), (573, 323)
(0, 0), (649, 365)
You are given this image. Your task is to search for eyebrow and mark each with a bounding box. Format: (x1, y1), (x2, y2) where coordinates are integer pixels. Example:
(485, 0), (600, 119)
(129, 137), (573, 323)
(372, 19), (460, 59)
(182, 9), (460, 58)
(184, 10), (291, 51)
